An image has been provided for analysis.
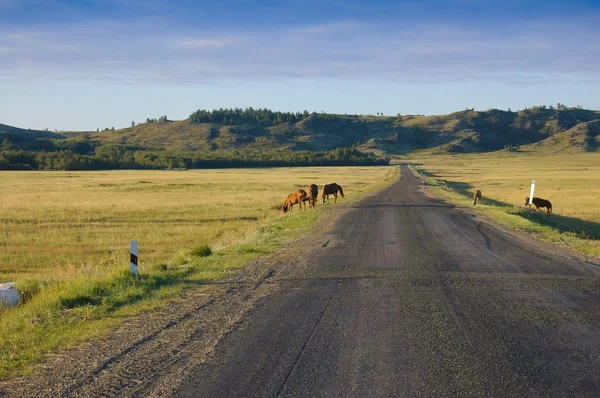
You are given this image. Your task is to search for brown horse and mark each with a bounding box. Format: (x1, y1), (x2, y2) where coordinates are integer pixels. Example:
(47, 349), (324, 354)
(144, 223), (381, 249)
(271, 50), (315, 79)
(320, 183), (345, 204)
(525, 197), (552, 216)
(301, 184), (319, 208)
(281, 189), (308, 213)
(473, 190), (482, 205)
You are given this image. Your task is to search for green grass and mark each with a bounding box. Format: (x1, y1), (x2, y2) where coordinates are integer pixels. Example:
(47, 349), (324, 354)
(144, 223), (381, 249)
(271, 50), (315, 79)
(407, 151), (600, 258)
(0, 166), (398, 379)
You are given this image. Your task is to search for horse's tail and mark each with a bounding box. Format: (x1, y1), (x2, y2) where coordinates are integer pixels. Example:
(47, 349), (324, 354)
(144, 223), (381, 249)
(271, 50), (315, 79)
(338, 185), (344, 199)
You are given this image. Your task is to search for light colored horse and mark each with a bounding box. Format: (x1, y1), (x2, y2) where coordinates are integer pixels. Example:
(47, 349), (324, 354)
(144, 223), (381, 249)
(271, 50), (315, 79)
(281, 189), (308, 213)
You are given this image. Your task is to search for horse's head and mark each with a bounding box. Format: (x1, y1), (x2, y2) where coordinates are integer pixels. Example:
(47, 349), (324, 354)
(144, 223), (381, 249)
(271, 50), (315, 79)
(281, 204), (288, 213)
(524, 197), (530, 206)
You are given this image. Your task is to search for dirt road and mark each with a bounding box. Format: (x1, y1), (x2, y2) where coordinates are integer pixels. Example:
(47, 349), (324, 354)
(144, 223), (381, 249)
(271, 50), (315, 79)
(3, 165), (599, 397)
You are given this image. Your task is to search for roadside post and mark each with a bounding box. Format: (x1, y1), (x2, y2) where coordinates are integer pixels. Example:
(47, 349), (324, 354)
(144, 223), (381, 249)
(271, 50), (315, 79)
(529, 180), (535, 205)
(130, 240), (139, 276)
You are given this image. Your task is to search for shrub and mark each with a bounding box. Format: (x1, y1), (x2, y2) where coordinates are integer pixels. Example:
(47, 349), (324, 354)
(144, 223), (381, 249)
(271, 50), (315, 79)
(191, 245), (212, 257)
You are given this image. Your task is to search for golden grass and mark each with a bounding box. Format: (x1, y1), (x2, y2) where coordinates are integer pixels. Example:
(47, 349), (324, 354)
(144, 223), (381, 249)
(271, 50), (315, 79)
(0, 166), (397, 379)
(0, 166), (393, 283)
(407, 151), (600, 258)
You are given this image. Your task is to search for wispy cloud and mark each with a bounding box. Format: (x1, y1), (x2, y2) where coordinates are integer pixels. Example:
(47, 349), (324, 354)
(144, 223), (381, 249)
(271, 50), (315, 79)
(175, 38), (235, 48)
(1, 12), (600, 84)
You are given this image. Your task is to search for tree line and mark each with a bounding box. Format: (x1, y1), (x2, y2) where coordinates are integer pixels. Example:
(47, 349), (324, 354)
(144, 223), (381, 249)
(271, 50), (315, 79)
(0, 145), (388, 171)
(189, 107), (341, 126)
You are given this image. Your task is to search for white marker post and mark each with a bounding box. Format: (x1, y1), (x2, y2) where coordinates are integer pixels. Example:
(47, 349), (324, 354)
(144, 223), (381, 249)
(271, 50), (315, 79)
(130, 240), (138, 276)
(529, 180), (536, 205)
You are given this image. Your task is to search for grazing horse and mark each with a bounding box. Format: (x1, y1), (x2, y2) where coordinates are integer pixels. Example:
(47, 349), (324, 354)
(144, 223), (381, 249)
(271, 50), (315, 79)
(281, 189), (308, 213)
(525, 197), (552, 216)
(320, 183), (345, 204)
(302, 184), (319, 208)
(473, 190), (482, 205)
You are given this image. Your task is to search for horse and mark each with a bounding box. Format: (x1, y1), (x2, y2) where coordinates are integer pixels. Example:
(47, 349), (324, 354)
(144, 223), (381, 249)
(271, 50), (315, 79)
(302, 184), (319, 208)
(473, 190), (482, 205)
(320, 183), (344, 204)
(525, 197), (552, 216)
(281, 189), (308, 213)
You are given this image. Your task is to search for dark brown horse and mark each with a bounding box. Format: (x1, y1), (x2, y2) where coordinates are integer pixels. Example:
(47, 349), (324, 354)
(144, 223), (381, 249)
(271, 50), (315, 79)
(320, 183), (344, 204)
(473, 190), (482, 205)
(281, 189), (308, 213)
(525, 197), (552, 216)
(302, 184), (319, 208)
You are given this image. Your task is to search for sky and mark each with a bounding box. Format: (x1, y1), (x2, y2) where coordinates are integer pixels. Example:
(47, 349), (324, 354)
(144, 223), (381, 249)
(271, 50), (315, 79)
(1, 0), (599, 131)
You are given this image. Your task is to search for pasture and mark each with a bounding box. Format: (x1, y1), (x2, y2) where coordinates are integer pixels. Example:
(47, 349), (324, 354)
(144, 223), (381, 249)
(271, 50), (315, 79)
(0, 166), (397, 378)
(0, 167), (393, 282)
(408, 151), (600, 258)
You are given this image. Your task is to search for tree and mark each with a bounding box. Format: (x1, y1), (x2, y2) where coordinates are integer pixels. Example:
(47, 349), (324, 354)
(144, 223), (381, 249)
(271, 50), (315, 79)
(132, 121), (135, 128)
(2, 138), (13, 151)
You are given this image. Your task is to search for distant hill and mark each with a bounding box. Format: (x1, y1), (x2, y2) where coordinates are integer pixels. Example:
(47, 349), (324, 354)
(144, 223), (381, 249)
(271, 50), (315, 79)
(0, 123), (63, 141)
(1, 106), (599, 170)
(62, 107), (600, 155)
(522, 119), (600, 153)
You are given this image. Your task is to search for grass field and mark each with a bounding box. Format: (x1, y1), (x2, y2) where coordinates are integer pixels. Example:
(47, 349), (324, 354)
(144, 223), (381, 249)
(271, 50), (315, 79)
(407, 151), (600, 258)
(0, 166), (397, 379)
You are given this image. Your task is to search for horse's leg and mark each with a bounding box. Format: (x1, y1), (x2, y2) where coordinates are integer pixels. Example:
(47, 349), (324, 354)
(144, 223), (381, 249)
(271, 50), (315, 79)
(333, 192), (337, 204)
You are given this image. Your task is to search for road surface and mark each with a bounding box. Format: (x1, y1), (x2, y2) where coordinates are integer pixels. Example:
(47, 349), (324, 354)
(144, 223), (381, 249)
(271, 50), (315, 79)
(173, 165), (600, 397)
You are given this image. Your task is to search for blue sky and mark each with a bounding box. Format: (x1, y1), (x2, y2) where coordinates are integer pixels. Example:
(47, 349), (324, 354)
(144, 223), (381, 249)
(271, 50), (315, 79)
(1, 0), (599, 131)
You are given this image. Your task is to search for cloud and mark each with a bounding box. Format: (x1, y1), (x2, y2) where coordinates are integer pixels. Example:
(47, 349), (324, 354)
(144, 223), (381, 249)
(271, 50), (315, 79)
(1, 15), (600, 84)
(176, 38), (234, 48)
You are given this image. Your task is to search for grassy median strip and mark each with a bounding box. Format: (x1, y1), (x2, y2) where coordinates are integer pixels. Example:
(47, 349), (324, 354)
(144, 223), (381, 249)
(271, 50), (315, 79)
(0, 166), (398, 379)
(408, 151), (600, 259)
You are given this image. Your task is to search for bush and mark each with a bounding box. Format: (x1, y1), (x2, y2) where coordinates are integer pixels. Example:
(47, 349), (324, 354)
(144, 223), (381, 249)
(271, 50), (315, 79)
(14, 278), (47, 303)
(191, 245), (212, 257)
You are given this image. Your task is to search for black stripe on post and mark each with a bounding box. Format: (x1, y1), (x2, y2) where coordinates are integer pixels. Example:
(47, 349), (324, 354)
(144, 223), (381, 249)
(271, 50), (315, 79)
(130, 253), (138, 266)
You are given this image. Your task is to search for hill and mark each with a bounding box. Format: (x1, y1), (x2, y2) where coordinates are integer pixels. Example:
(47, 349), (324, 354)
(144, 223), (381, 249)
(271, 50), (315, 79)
(70, 107), (600, 154)
(0, 123), (63, 144)
(522, 119), (600, 153)
(1, 106), (599, 170)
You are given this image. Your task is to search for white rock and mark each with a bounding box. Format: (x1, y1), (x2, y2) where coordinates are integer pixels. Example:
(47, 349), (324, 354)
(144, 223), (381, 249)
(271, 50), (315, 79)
(0, 282), (19, 307)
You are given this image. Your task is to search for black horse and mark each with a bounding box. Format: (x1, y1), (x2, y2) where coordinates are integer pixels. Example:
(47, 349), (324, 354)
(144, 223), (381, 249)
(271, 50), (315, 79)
(525, 197), (552, 216)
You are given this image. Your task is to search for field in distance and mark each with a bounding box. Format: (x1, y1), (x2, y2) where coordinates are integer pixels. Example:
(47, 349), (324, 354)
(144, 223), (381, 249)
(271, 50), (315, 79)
(0, 166), (394, 283)
(408, 151), (600, 258)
